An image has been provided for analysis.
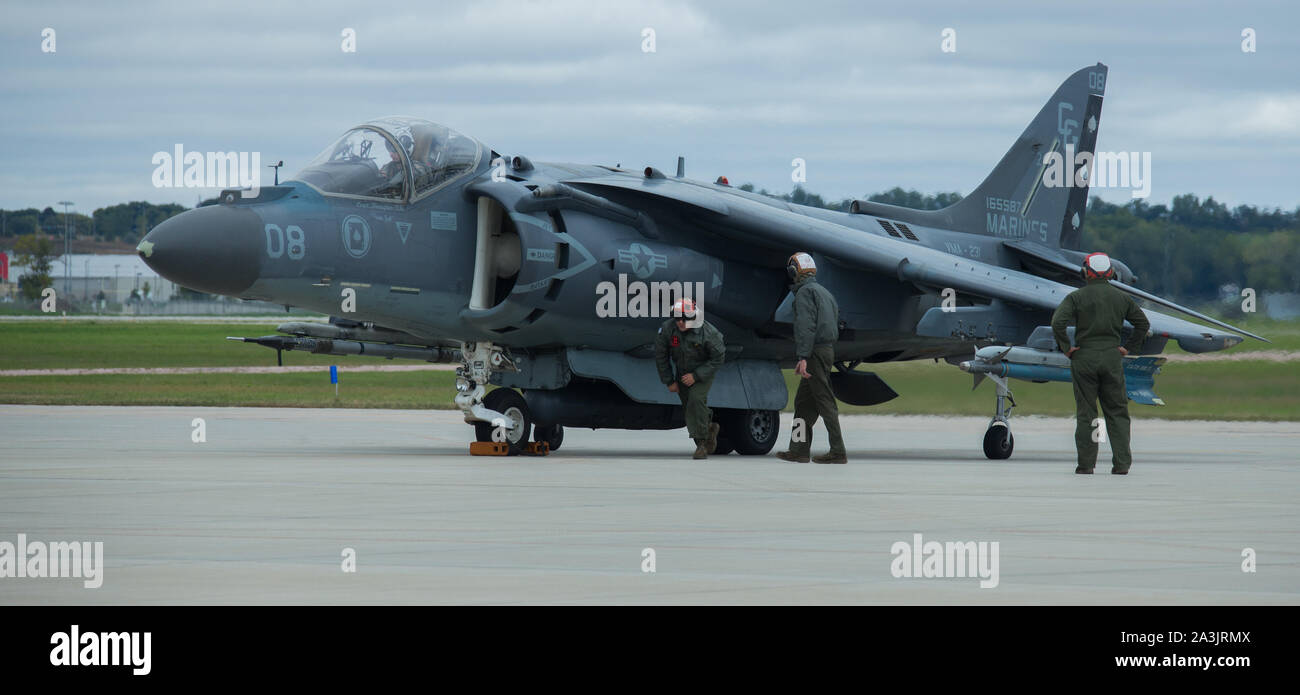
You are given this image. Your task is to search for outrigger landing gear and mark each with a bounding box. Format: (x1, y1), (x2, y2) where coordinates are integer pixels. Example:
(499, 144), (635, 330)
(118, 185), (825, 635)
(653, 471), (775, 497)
(981, 374), (1015, 460)
(454, 341), (532, 455)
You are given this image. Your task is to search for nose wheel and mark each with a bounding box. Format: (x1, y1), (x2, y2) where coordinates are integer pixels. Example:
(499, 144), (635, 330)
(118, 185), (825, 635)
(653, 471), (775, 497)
(473, 388), (532, 455)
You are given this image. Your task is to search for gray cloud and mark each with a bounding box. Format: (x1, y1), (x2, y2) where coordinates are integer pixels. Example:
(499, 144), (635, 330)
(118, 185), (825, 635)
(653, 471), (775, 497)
(1, 0), (1296, 213)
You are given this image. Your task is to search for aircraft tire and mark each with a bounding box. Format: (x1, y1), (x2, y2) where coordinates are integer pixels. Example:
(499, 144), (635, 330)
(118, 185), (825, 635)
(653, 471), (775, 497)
(533, 423), (564, 452)
(724, 408), (779, 455)
(982, 423), (1014, 460)
(474, 388), (532, 455)
(712, 430), (735, 455)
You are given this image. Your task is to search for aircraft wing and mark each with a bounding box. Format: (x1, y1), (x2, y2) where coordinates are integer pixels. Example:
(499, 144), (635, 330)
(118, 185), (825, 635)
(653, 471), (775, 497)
(563, 174), (1258, 353)
(1002, 239), (1267, 342)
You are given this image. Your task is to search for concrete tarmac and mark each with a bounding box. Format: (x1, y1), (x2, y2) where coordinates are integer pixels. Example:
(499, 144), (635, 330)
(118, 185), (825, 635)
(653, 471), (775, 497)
(1, 405), (1296, 604)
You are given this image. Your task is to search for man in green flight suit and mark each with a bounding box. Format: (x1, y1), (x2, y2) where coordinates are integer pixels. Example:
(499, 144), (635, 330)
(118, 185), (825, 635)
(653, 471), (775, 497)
(1051, 252), (1151, 475)
(654, 297), (726, 459)
(776, 252), (847, 464)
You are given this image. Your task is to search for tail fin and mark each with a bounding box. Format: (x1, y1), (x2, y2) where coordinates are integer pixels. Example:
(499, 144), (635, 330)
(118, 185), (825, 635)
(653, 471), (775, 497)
(851, 63), (1107, 250)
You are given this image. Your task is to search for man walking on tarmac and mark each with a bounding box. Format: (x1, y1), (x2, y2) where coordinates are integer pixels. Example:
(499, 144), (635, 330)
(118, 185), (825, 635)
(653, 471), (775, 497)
(776, 252), (847, 464)
(1051, 252), (1151, 475)
(655, 297), (726, 459)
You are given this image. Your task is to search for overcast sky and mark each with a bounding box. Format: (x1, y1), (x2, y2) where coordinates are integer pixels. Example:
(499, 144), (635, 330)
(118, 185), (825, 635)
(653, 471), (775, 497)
(2, 0), (1297, 214)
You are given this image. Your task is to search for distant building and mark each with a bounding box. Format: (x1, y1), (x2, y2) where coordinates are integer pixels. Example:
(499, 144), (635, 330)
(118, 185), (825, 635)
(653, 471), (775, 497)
(7, 253), (179, 303)
(1264, 292), (1300, 321)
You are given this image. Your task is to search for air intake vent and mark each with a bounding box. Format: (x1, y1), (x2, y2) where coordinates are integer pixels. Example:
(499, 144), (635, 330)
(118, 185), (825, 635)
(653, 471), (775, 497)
(877, 219), (901, 237)
(895, 222), (919, 241)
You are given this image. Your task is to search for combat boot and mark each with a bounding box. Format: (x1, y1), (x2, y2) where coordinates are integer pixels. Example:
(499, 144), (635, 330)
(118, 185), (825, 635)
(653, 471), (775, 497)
(776, 451), (810, 463)
(706, 422), (720, 454)
(813, 452), (847, 464)
(693, 440), (708, 459)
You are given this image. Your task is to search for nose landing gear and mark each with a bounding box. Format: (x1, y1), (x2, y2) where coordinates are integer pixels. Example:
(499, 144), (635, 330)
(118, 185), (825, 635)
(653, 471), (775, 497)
(472, 387), (533, 455)
(455, 341), (533, 455)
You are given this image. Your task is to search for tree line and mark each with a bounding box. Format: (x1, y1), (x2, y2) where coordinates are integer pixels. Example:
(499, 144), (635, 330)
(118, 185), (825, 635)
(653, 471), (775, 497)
(1, 202), (187, 244)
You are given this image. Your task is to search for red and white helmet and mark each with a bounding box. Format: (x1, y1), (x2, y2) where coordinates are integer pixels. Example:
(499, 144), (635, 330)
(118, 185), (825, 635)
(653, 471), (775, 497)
(670, 297), (697, 318)
(787, 252), (817, 280)
(1083, 252), (1115, 279)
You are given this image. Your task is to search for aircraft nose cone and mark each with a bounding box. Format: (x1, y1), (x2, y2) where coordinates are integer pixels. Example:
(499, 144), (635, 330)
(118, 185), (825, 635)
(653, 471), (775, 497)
(138, 205), (262, 296)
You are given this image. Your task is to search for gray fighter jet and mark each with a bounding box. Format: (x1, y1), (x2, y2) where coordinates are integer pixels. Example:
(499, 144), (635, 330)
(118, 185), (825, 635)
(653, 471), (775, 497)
(138, 63), (1264, 458)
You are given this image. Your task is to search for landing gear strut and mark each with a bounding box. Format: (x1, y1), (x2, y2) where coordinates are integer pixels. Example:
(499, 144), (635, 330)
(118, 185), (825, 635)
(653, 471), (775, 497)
(982, 374), (1015, 460)
(455, 341), (530, 454)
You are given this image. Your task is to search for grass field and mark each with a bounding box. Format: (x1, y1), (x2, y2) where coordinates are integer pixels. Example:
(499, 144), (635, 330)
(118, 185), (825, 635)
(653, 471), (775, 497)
(0, 321), (340, 369)
(1, 320), (1297, 419)
(3, 318), (1296, 368)
(825, 359), (1300, 421)
(0, 371), (459, 409)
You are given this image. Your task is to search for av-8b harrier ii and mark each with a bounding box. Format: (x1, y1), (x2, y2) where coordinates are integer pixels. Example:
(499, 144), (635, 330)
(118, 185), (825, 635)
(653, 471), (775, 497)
(139, 63), (1264, 458)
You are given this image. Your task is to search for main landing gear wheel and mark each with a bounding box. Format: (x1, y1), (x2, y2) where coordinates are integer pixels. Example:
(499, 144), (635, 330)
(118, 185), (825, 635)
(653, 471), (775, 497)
(723, 409), (779, 455)
(474, 388), (532, 455)
(711, 429), (735, 456)
(533, 423), (564, 452)
(982, 422), (1014, 460)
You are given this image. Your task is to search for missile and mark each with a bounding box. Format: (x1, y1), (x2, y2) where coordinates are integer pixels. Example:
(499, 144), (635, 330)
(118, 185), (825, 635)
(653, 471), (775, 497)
(959, 345), (1071, 382)
(959, 345), (1166, 406)
(275, 321), (445, 346)
(227, 335), (461, 366)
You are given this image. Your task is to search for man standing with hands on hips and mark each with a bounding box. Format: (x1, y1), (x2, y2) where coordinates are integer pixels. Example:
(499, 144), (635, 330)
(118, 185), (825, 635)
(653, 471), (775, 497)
(1051, 252), (1150, 475)
(776, 252), (847, 464)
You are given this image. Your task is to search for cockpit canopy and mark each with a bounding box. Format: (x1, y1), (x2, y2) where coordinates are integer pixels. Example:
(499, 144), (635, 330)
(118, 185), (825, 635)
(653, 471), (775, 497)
(291, 117), (484, 201)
